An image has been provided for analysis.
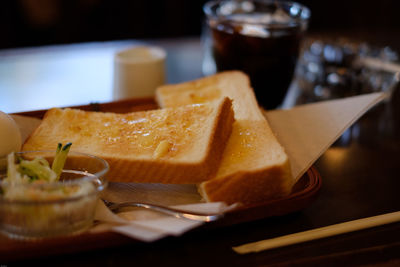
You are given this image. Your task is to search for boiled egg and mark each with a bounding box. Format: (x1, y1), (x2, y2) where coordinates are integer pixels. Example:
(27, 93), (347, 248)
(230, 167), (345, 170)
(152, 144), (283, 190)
(0, 111), (22, 158)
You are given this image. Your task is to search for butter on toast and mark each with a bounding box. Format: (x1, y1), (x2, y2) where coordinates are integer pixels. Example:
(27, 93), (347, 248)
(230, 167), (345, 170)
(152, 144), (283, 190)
(156, 71), (294, 205)
(22, 97), (234, 184)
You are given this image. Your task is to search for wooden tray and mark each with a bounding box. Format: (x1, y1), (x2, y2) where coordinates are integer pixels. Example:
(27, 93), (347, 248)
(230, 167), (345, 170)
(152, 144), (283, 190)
(0, 98), (322, 261)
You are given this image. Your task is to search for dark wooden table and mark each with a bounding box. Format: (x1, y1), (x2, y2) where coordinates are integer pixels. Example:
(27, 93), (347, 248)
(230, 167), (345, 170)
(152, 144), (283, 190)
(1, 37), (399, 266)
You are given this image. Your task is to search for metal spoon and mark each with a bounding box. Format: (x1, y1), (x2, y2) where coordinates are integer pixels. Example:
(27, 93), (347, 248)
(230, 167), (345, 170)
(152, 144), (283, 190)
(102, 199), (223, 222)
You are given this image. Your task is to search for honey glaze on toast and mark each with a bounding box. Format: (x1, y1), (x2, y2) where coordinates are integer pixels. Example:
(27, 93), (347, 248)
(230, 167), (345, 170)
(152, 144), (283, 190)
(156, 71), (294, 205)
(22, 97), (234, 184)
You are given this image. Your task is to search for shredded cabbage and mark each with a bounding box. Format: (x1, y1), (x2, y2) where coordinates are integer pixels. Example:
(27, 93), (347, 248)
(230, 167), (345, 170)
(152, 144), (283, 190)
(0, 143), (89, 201)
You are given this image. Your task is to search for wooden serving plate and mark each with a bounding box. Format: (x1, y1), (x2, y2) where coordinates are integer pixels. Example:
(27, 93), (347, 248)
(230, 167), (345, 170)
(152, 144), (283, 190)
(0, 98), (322, 261)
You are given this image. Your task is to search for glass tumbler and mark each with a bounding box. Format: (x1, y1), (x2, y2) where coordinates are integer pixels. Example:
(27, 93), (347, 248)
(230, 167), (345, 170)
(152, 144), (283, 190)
(203, 0), (310, 109)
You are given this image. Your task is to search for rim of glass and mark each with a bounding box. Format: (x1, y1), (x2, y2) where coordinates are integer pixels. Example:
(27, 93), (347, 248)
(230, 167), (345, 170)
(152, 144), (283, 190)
(203, 0), (311, 27)
(0, 150), (109, 205)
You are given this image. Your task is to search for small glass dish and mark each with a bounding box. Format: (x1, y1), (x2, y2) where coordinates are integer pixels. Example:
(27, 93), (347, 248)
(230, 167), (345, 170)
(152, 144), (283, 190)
(0, 150), (109, 240)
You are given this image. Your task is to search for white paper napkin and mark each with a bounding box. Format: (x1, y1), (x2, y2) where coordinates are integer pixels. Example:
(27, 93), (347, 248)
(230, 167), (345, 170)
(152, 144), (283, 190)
(91, 199), (237, 242)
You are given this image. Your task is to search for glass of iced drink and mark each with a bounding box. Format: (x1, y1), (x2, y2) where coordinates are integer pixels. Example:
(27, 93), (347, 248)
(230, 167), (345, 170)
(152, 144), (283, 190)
(203, 0), (310, 109)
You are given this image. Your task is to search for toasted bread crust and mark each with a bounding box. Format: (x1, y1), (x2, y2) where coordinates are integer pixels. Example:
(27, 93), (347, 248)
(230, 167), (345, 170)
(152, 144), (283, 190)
(198, 160), (293, 204)
(23, 98), (234, 184)
(156, 71), (294, 205)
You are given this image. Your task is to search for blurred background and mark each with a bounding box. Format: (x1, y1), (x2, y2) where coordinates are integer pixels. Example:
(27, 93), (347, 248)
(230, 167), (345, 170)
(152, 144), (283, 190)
(1, 0), (400, 50)
(1, 0), (399, 114)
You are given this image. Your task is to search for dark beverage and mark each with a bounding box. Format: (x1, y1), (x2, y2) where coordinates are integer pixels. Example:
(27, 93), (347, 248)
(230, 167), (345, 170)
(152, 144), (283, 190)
(203, 1), (310, 109)
(211, 22), (303, 109)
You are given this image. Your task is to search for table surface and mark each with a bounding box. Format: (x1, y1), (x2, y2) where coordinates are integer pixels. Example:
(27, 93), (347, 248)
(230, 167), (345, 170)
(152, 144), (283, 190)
(1, 37), (399, 266)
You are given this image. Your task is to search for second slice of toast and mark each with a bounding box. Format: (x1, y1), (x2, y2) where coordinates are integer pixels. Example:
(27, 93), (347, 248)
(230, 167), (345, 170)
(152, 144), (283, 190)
(156, 71), (294, 205)
(22, 97), (234, 184)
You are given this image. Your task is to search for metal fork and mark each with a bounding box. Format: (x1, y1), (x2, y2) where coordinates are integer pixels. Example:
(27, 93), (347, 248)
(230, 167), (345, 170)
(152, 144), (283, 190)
(102, 199), (223, 222)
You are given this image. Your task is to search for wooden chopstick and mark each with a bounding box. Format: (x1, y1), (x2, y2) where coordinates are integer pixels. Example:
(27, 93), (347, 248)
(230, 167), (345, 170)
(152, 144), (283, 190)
(232, 211), (400, 254)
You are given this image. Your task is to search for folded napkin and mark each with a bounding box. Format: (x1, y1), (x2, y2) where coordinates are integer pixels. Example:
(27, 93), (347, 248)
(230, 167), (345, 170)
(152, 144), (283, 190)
(91, 198), (237, 242)
(89, 180), (237, 242)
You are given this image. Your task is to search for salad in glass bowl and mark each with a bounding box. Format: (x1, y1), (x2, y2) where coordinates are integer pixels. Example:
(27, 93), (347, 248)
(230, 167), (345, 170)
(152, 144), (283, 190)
(0, 143), (109, 240)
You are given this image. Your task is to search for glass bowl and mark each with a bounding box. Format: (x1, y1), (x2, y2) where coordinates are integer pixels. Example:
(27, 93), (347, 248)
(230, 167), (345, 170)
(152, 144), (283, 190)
(0, 150), (109, 240)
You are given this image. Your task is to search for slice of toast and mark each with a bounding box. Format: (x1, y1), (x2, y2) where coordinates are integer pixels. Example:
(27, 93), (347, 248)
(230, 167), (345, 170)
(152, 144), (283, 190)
(22, 97), (234, 184)
(156, 71), (294, 205)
